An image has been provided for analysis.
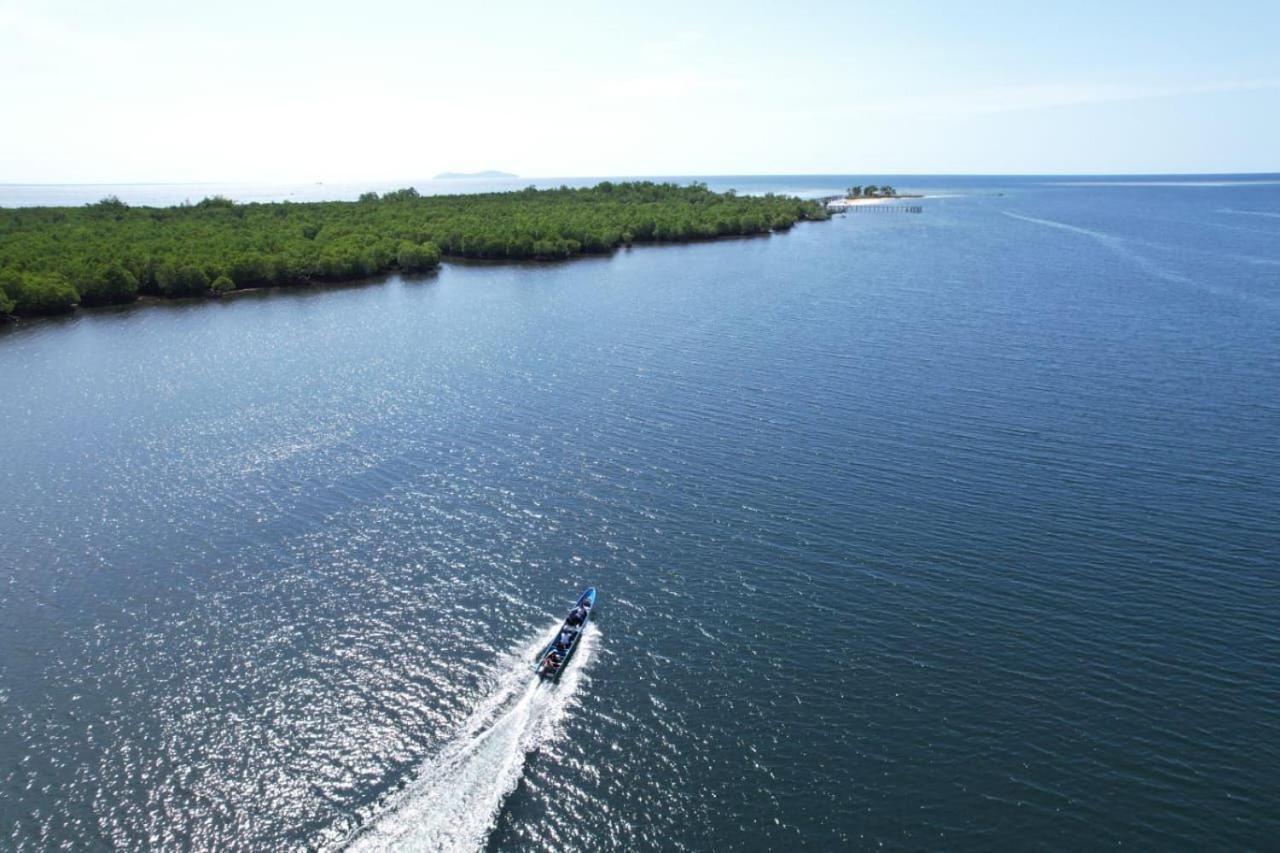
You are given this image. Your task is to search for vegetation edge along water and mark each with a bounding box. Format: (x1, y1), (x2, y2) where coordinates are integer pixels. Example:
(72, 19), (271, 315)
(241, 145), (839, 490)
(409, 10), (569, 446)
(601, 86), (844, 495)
(0, 182), (829, 317)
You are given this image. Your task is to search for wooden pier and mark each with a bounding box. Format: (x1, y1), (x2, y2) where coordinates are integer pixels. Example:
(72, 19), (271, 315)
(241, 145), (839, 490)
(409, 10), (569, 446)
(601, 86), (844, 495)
(821, 194), (924, 214)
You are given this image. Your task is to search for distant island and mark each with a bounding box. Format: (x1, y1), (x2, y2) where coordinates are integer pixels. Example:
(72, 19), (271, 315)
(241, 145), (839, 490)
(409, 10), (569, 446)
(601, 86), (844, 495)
(434, 170), (519, 180)
(822, 184), (925, 212)
(0, 182), (828, 317)
(846, 185), (899, 199)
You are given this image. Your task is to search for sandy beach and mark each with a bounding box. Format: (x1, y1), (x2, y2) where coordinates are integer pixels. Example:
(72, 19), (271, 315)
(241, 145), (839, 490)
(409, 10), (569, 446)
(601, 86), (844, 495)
(825, 195), (924, 211)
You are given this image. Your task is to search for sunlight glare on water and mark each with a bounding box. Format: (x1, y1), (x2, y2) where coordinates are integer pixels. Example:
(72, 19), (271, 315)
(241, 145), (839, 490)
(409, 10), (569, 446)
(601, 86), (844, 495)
(1, 176), (1278, 850)
(340, 624), (599, 852)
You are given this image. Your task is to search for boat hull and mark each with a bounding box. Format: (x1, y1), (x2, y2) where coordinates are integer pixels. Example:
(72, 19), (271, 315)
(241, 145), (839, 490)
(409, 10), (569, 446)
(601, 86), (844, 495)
(535, 587), (596, 680)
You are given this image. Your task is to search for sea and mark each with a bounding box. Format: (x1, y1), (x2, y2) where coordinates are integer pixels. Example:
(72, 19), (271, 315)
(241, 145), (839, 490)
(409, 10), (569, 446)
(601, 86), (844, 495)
(1, 175), (1277, 850)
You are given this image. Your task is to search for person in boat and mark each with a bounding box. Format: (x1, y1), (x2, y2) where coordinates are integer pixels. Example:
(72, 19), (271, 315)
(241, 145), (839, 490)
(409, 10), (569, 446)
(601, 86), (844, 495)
(543, 652), (561, 673)
(556, 628), (574, 650)
(566, 604), (588, 627)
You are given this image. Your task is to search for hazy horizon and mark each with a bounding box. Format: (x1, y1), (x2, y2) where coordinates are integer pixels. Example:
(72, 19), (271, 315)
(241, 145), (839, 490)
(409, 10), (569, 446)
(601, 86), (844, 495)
(2, 0), (1277, 183)
(4, 170), (1280, 189)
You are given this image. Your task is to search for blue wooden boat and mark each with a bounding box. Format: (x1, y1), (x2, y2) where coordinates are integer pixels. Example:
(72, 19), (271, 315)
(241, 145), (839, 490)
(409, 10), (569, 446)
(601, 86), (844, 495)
(535, 587), (596, 680)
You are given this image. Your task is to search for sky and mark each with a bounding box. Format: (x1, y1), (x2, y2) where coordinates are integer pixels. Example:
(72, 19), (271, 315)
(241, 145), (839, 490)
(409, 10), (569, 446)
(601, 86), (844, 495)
(1, 0), (1277, 182)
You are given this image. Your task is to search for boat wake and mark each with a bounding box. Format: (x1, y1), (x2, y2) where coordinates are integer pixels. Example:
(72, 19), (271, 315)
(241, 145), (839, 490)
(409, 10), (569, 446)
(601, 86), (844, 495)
(1218, 207), (1280, 219)
(1002, 210), (1280, 312)
(342, 623), (598, 852)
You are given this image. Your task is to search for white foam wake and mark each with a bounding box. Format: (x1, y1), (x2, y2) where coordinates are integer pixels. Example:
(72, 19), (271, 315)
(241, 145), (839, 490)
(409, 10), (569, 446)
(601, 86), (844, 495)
(1219, 208), (1280, 219)
(342, 623), (598, 853)
(1002, 210), (1280, 311)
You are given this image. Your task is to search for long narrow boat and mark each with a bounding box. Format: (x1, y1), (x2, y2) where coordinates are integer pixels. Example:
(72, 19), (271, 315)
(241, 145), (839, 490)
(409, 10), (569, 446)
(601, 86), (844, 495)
(535, 587), (596, 680)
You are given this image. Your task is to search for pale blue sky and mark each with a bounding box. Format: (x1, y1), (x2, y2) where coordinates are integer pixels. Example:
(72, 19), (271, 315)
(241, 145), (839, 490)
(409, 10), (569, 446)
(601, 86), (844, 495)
(2, 0), (1277, 182)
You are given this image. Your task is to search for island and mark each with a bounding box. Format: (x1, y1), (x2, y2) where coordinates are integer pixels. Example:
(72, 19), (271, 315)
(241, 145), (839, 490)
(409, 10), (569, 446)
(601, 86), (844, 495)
(820, 184), (925, 213)
(434, 170), (519, 179)
(845, 185), (900, 199)
(0, 182), (829, 317)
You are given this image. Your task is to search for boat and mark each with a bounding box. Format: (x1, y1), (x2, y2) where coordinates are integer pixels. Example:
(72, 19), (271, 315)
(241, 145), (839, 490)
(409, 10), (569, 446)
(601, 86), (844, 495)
(535, 587), (596, 680)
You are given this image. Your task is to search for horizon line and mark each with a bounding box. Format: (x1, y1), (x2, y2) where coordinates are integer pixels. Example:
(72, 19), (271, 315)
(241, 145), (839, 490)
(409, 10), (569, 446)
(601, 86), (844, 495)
(3, 170), (1279, 188)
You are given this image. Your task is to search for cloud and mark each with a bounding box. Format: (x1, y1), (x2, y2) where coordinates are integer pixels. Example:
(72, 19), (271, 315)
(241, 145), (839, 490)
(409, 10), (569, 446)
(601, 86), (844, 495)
(595, 70), (729, 100)
(641, 29), (704, 59)
(880, 78), (1280, 118)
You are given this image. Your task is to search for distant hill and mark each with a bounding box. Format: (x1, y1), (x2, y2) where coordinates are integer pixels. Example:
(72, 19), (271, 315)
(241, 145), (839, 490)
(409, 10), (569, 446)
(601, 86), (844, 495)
(434, 170), (518, 180)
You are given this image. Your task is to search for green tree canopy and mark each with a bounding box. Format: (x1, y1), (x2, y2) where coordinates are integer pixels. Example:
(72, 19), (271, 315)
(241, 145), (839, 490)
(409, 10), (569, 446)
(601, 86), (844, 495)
(0, 270), (78, 314)
(0, 182), (828, 317)
(78, 264), (139, 306)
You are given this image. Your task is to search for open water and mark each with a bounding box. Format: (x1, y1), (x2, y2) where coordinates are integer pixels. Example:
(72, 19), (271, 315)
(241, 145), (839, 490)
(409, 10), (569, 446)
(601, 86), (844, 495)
(1, 175), (1278, 850)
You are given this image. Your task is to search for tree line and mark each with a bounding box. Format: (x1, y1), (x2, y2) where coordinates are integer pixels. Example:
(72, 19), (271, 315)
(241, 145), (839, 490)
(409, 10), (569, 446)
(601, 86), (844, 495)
(846, 185), (897, 199)
(0, 182), (828, 316)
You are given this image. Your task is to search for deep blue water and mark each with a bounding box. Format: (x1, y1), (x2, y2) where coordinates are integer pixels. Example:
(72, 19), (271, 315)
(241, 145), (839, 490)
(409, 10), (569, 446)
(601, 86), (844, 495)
(2, 176), (1278, 850)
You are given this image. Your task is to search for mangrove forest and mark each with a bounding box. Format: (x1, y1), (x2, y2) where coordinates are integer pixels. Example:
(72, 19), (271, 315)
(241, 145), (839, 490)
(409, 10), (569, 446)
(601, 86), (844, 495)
(0, 182), (828, 316)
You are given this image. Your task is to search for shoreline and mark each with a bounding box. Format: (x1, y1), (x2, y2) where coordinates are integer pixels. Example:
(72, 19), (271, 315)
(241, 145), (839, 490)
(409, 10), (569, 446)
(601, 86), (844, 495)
(823, 194), (926, 211)
(0, 220), (826, 328)
(0, 181), (828, 319)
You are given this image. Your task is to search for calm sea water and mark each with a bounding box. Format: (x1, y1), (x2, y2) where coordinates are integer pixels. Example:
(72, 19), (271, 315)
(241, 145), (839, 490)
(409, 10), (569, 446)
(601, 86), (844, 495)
(2, 176), (1278, 850)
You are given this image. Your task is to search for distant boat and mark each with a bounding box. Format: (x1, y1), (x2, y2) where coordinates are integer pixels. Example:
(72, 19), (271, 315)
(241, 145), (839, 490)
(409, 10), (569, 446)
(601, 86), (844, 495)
(535, 588), (596, 680)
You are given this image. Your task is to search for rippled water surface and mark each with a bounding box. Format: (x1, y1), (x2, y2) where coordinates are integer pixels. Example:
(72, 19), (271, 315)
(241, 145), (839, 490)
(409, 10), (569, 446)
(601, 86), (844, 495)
(2, 177), (1278, 850)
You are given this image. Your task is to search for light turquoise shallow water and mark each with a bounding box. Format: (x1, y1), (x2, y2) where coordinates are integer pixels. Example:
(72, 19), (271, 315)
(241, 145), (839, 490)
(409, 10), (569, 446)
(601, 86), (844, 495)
(2, 176), (1278, 850)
